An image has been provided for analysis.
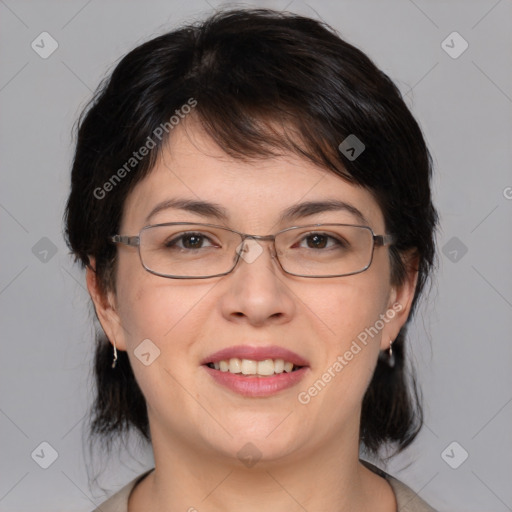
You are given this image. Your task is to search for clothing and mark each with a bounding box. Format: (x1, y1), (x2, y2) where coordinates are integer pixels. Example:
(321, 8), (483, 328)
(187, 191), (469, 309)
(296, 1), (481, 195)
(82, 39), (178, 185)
(92, 460), (436, 512)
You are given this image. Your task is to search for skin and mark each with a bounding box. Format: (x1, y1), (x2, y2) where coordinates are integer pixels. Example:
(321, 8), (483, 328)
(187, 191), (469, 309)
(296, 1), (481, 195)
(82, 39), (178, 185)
(87, 118), (418, 512)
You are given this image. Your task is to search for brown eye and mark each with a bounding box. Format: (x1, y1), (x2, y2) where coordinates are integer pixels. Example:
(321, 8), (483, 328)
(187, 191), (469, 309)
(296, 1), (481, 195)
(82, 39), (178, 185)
(296, 233), (347, 250)
(165, 232), (216, 250)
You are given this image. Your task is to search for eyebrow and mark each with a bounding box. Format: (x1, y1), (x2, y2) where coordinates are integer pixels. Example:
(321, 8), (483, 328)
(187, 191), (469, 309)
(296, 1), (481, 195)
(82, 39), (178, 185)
(145, 198), (369, 226)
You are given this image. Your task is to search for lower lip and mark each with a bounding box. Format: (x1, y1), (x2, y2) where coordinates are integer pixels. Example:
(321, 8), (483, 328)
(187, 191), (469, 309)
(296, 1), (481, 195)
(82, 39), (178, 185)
(203, 365), (308, 397)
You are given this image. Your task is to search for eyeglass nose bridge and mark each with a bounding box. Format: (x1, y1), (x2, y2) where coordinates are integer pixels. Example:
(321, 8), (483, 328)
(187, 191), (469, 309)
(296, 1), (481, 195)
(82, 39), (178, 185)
(235, 233), (281, 266)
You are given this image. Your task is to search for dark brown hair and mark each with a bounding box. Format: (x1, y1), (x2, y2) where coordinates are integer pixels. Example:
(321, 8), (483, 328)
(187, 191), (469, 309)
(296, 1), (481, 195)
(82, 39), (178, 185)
(64, 8), (438, 460)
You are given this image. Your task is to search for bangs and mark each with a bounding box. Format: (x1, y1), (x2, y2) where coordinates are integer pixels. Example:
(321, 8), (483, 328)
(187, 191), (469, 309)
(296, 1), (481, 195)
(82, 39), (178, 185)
(191, 102), (353, 182)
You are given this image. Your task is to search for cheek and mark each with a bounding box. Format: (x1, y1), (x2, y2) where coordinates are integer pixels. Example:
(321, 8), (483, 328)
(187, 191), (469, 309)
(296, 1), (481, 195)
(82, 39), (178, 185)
(117, 277), (209, 347)
(313, 273), (391, 347)
(114, 251), (203, 339)
(298, 291), (389, 433)
(301, 267), (392, 402)
(114, 278), (208, 407)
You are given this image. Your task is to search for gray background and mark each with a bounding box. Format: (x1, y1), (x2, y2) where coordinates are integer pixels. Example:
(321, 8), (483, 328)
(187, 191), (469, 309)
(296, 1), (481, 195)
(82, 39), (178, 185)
(1, 0), (511, 510)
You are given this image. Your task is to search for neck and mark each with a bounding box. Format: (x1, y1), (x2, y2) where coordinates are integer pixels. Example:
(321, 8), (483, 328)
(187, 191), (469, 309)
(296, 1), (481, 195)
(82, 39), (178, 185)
(129, 422), (395, 512)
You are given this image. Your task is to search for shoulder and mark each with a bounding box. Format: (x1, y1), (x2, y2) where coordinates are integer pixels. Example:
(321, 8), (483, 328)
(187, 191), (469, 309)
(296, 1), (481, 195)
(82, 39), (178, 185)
(90, 469), (154, 512)
(361, 459), (437, 512)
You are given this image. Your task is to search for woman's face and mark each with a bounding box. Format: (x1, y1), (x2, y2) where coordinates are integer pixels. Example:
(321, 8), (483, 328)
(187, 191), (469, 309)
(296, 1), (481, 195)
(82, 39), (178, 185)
(91, 121), (416, 466)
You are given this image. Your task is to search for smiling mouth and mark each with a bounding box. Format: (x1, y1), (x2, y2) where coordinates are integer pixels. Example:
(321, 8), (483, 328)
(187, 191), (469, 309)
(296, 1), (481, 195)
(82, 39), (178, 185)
(205, 358), (304, 377)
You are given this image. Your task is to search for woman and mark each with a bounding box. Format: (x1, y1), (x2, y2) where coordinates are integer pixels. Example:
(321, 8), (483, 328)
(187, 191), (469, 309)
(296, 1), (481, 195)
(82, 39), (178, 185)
(65, 8), (438, 511)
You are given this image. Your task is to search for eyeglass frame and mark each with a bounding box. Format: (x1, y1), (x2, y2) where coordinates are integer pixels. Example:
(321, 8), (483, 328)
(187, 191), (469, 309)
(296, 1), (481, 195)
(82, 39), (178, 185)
(109, 222), (396, 279)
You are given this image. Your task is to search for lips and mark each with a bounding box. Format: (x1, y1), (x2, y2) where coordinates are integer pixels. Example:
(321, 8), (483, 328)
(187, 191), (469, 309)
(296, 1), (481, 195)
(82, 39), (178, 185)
(201, 345), (310, 397)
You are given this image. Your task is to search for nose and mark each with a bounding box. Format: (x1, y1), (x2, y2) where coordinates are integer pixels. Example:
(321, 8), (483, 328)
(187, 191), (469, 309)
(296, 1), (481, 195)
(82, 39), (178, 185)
(218, 238), (296, 327)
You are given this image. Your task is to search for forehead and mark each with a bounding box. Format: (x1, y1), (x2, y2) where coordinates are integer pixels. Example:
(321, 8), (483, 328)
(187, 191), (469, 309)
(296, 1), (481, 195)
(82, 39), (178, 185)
(120, 122), (385, 233)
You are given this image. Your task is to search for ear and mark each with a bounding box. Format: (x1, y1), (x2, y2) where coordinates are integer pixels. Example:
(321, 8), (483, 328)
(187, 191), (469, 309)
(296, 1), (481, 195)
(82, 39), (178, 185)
(380, 249), (420, 351)
(86, 257), (127, 351)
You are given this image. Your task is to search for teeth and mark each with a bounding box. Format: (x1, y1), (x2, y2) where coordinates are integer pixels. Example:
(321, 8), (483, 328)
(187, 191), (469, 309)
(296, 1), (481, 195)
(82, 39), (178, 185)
(229, 358), (242, 373)
(274, 359), (284, 373)
(257, 359), (275, 376)
(210, 358), (299, 376)
(241, 359), (257, 375)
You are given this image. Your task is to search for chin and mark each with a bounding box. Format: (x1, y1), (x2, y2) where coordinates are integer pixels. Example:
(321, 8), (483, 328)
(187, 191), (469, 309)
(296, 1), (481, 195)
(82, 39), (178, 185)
(205, 417), (306, 464)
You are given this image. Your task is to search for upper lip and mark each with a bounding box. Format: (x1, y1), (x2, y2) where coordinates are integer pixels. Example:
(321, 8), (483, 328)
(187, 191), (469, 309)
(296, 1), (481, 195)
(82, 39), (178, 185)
(201, 345), (310, 367)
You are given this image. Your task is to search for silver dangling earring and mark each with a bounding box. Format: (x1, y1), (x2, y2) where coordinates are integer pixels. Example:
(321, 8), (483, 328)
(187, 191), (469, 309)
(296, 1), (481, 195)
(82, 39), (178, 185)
(111, 338), (118, 369)
(388, 339), (396, 368)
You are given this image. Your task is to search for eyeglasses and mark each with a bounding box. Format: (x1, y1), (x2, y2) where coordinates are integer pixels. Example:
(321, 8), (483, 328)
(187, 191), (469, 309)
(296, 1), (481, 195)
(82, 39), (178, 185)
(110, 222), (395, 279)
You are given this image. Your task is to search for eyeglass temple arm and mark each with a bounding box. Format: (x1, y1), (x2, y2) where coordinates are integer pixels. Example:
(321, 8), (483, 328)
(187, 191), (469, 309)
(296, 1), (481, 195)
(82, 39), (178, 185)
(374, 234), (395, 246)
(110, 235), (140, 247)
